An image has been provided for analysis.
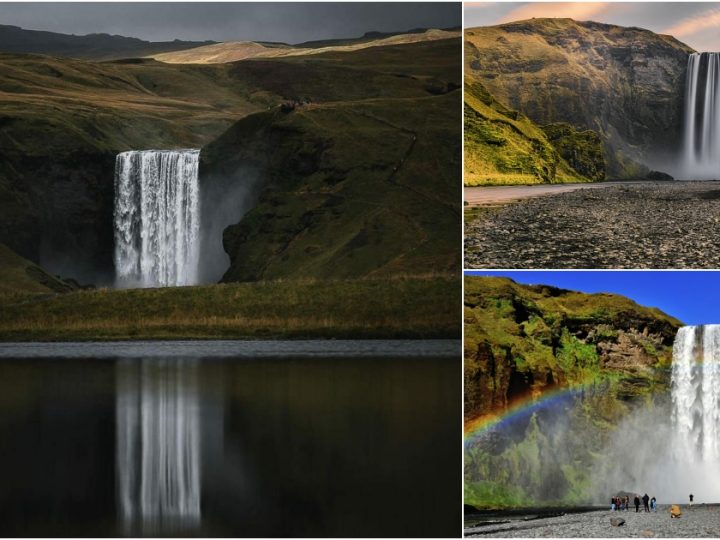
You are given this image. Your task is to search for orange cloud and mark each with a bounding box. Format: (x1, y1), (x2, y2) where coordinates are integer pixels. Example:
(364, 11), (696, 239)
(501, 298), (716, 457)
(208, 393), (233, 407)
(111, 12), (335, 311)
(497, 2), (612, 23)
(662, 6), (720, 39)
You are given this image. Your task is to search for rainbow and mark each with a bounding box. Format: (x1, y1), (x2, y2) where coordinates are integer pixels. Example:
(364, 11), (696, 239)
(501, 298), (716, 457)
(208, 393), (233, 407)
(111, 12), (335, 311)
(464, 377), (607, 446)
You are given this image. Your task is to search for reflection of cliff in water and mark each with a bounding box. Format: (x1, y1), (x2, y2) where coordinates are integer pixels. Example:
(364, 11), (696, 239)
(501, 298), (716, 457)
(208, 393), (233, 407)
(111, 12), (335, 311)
(116, 359), (202, 535)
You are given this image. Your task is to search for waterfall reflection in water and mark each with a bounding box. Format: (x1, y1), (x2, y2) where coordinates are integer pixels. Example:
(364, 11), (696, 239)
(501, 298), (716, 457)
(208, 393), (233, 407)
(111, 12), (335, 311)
(116, 359), (201, 534)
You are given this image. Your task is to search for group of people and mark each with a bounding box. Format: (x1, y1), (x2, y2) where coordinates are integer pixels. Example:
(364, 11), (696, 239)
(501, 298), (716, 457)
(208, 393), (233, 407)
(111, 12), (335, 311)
(610, 494), (657, 512)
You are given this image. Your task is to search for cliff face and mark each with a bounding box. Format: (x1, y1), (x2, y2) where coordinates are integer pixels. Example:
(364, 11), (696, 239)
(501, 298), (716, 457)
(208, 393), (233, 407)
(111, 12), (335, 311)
(465, 18), (694, 179)
(464, 276), (682, 506)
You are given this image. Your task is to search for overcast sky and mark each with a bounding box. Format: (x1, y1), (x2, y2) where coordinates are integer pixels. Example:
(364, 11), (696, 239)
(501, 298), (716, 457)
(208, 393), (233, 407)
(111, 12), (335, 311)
(465, 2), (720, 51)
(0, 2), (460, 44)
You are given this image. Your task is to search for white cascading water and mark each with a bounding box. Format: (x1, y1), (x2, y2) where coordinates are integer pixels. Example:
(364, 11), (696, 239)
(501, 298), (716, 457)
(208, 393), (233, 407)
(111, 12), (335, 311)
(114, 150), (201, 287)
(116, 359), (201, 534)
(672, 325), (720, 462)
(682, 53), (720, 179)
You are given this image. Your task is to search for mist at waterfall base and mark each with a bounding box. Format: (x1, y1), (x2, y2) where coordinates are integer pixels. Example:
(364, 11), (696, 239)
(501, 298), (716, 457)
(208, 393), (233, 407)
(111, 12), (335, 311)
(468, 325), (720, 506)
(113, 150), (259, 287)
(680, 52), (720, 180)
(0, 341), (459, 537)
(595, 325), (720, 504)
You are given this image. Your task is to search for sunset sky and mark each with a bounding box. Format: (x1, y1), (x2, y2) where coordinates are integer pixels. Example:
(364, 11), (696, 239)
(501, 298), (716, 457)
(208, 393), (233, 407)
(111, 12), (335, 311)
(465, 2), (720, 51)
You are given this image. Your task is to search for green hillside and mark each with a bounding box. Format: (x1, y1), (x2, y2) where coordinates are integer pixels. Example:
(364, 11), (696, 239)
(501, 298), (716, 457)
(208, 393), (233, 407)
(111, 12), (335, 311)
(464, 80), (602, 185)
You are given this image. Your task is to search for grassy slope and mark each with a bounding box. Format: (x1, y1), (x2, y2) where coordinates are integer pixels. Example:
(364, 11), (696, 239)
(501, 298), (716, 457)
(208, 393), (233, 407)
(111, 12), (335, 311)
(151, 29), (460, 64)
(464, 80), (589, 186)
(0, 276), (459, 341)
(464, 276), (682, 507)
(201, 39), (461, 280)
(464, 18), (693, 179)
(0, 243), (73, 295)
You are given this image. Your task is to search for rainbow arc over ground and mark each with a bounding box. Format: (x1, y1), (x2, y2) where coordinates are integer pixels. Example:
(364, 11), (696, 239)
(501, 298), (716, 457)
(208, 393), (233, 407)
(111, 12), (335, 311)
(464, 378), (604, 446)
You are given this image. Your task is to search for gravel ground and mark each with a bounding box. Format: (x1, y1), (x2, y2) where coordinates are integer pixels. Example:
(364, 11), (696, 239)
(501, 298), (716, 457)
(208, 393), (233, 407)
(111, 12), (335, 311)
(464, 182), (720, 268)
(465, 505), (720, 537)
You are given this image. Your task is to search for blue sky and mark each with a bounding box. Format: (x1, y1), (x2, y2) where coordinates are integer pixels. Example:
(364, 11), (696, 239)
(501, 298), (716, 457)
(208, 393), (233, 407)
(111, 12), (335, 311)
(465, 2), (720, 51)
(465, 271), (720, 325)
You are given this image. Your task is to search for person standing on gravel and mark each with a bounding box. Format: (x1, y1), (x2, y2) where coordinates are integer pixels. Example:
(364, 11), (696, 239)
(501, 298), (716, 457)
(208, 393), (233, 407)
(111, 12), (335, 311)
(634, 495), (641, 512)
(642, 493), (650, 512)
(650, 497), (657, 512)
(689, 494), (694, 506)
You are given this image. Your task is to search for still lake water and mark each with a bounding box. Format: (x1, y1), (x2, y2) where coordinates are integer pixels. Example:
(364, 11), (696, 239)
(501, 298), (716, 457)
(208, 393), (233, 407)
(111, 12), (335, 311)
(0, 340), (460, 537)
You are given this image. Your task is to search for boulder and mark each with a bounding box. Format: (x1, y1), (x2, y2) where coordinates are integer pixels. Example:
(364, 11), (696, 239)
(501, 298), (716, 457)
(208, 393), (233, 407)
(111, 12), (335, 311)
(610, 518), (626, 527)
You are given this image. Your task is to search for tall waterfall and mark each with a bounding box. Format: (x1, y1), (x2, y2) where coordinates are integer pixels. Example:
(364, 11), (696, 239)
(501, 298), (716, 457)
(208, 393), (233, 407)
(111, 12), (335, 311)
(671, 325), (720, 463)
(116, 359), (201, 534)
(682, 53), (720, 179)
(114, 150), (201, 287)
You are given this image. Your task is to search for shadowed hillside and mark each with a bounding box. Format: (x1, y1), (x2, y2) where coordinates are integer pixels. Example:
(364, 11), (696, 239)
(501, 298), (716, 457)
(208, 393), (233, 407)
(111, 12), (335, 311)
(0, 36), (460, 286)
(0, 24), (214, 60)
(200, 39), (461, 280)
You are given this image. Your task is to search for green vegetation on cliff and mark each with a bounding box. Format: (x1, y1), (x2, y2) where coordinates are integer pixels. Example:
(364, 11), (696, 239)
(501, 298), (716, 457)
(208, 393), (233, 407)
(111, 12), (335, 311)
(0, 275), (458, 341)
(465, 18), (693, 180)
(464, 276), (682, 508)
(464, 81), (600, 185)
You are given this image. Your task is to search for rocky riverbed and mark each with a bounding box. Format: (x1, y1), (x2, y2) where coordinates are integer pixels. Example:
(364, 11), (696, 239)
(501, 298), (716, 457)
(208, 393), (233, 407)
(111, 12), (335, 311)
(464, 182), (720, 268)
(465, 505), (720, 537)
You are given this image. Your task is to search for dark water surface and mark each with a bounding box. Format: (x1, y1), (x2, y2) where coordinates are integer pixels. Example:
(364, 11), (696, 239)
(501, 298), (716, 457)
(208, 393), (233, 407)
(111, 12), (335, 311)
(0, 340), (460, 537)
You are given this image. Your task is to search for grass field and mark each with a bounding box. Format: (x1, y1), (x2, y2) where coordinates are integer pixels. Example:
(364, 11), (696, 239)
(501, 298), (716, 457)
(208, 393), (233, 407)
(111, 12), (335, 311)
(0, 275), (459, 341)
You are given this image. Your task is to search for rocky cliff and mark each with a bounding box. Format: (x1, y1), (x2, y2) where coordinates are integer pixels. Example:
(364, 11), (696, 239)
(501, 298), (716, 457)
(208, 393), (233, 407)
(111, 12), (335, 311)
(465, 18), (694, 179)
(464, 276), (682, 507)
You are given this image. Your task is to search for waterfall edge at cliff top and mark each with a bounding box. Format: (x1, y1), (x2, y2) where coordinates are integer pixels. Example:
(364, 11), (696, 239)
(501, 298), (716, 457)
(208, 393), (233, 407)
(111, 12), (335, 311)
(114, 149), (201, 288)
(681, 53), (720, 180)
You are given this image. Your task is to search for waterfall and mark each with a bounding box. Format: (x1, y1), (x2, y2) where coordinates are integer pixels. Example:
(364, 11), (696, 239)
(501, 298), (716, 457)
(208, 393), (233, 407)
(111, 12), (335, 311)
(682, 53), (720, 180)
(672, 325), (720, 463)
(114, 150), (201, 287)
(116, 359), (202, 534)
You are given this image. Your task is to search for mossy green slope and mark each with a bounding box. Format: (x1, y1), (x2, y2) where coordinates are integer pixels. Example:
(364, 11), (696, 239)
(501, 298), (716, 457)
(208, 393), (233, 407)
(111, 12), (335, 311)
(464, 80), (600, 185)
(465, 18), (693, 179)
(464, 276), (682, 507)
(201, 39), (461, 281)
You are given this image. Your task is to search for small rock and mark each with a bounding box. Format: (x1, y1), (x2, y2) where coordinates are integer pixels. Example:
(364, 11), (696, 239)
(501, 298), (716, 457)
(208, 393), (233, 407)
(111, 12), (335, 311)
(610, 517), (626, 527)
(640, 530), (655, 537)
